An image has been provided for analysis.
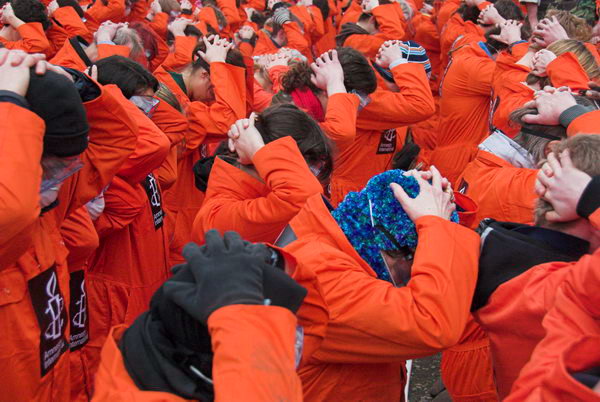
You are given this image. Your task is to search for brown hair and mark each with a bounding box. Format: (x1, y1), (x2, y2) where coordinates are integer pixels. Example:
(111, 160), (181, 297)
(158, 0), (180, 14)
(527, 39), (600, 87)
(535, 135), (600, 229)
(509, 95), (597, 164)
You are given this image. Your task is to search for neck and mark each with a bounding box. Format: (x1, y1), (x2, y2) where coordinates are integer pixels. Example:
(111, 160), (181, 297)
(85, 43), (98, 63)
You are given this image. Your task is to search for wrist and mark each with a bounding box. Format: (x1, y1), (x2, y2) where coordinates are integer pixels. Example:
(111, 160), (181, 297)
(9, 16), (24, 28)
(559, 104), (591, 128)
(389, 57), (407, 69)
(96, 33), (113, 43)
(577, 176), (600, 219)
(326, 80), (346, 95)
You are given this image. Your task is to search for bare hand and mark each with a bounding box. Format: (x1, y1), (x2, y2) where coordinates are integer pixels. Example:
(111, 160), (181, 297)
(532, 16), (569, 48)
(310, 50), (346, 95)
(390, 166), (456, 222)
(168, 17), (192, 36)
(376, 40), (404, 69)
(198, 36), (233, 63)
(96, 21), (121, 42)
(227, 113), (265, 164)
(47, 0), (59, 16)
(477, 4), (505, 26)
(531, 49), (557, 77)
(0, 49), (47, 96)
(489, 19), (523, 44)
(522, 88), (576, 125)
(536, 150), (591, 222)
(1, 4), (21, 27)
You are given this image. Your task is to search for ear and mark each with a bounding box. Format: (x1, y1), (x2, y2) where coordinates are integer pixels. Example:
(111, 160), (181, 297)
(544, 140), (559, 157)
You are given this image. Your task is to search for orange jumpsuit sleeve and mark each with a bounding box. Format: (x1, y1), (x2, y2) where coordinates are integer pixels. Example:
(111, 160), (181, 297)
(357, 63), (435, 130)
(282, 22), (310, 58)
(0, 22), (50, 54)
(492, 80), (534, 137)
(194, 136), (323, 242)
(94, 177), (146, 238)
(151, 101), (188, 191)
(148, 12), (169, 39)
(320, 92), (360, 149)
(116, 101), (171, 184)
(0, 103), (44, 269)
(55, 84), (138, 221)
(546, 52), (591, 92)
(440, 14), (484, 59)
(84, 0), (126, 34)
(209, 305), (303, 402)
(308, 6), (325, 43)
(344, 4), (405, 59)
(506, 247), (600, 402)
(311, 217), (480, 363)
(566, 109), (600, 136)
(186, 62), (247, 146)
(160, 35), (199, 71)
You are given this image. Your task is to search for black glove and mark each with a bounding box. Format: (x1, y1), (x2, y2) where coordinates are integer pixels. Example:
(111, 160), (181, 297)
(162, 230), (265, 324)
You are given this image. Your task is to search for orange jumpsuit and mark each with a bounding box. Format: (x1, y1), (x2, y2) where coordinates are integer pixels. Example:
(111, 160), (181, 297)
(430, 41), (496, 186)
(46, 6), (92, 58)
(285, 194), (480, 401)
(192, 136), (323, 245)
(457, 150), (538, 228)
(0, 84), (137, 401)
(83, 102), (171, 390)
(329, 63), (435, 206)
(154, 62), (247, 265)
(92, 305), (303, 401)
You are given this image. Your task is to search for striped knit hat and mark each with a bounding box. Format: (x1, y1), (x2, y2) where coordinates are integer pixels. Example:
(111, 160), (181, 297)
(375, 40), (431, 81)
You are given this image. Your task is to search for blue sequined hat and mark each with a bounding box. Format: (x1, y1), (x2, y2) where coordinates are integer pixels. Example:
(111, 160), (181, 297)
(332, 170), (459, 283)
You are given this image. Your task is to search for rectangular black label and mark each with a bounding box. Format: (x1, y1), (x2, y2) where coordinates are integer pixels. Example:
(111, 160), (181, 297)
(69, 270), (88, 351)
(376, 129), (397, 155)
(143, 173), (165, 230)
(28, 266), (68, 376)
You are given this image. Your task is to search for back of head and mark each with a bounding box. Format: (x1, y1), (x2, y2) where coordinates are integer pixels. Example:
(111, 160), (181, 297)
(313, 0), (330, 20)
(280, 61), (316, 93)
(9, 0), (50, 30)
(337, 47), (377, 94)
(113, 27), (145, 62)
(256, 104), (333, 182)
(26, 69), (89, 157)
(510, 96), (597, 164)
(158, 0), (181, 14)
(535, 134), (600, 229)
(527, 39), (600, 87)
(95, 55), (159, 98)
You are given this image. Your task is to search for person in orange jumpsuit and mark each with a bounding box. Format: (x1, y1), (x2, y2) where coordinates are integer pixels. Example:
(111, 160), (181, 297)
(45, 3), (91, 58)
(455, 98), (596, 229)
(280, 167), (479, 401)
(430, 1), (524, 186)
(336, 1), (406, 60)
(253, 6), (310, 58)
(0, 0), (51, 53)
(93, 231), (306, 402)
(0, 49), (137, 402)
(193, 105), (330, 245)
(154, 36), (247, 265)
(82, 55), (171, 391)
(506, 160), (600, 401)
(329, 40), (435, 206)
(473, 134), (600, 399)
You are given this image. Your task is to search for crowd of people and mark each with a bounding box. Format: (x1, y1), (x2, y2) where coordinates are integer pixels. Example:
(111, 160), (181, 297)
(0, 0), (599, 399)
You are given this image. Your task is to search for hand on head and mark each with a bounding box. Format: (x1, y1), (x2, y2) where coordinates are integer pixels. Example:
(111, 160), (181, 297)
(522, 87), (577, 125)
(227, 112), (265, 165)
(310, 50), (346, 94)
(0, 48), (47, 96)
(535, 150), (591, 222)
